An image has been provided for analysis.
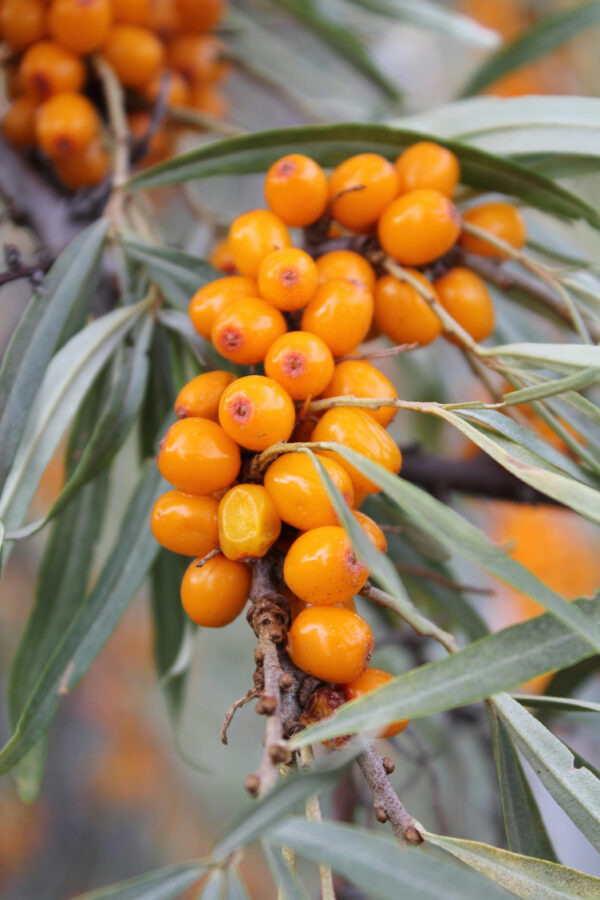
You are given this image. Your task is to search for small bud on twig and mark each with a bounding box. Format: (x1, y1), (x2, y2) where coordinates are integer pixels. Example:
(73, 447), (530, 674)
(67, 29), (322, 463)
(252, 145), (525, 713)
(382, 757), (395, 774)
(376, 807), (388, 823)
(245, 774), (260, 796)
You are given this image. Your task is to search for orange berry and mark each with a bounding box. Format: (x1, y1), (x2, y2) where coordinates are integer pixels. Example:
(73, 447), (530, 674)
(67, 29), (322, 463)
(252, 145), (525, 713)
(434, 266), (495, 342)
(147, 0), (181, 40)
(378, 189), (461, 266)
(264, 331), (334, 401)
(0, 0), (45, 50)
(284, 525), (368, 606)
(257, 248), (318, 311)
(111, 0), (150, 24)
(127, 111), (171, 166)
(218, 375), (295, 451)
(287, 606), (374, 683)
(176, 0), (225, 33)
(174, 370), (235, 420)
(264, 154), (328, 227)
(188, 276), (256, 339)
(329, 153), (399, 233)
(54, 138), (109, 188)
(395, 141), (460, 198)
(228, 210), (291, 278)
(141, 69), (190, 107)
(344, 668), (409, 737)
(209, 239), (236, 275)
(312, 407), (402, 495)
(35, 92), (98, 159)
(374, 270), (442, 347)
(167, 34), (227, 83)
(301, 278), (373, 358)
(460, 202), (527, 257)
(218, 483), (281, 560)
(2, 96), (38, 148)
(181, 553), (250, 627)
(20, 40), (86, 100)
(353, 511), (387, 553)
(264, 451), (355, 531)
(158, 417), (241, 494)
(150, 490), (218, 556)
(211, 297), (286, 365)
(315, 250), (375, 292)
(189, 83), (227, 117)
(102, 25), (164, 88)
(48, 0), (112, 54)
(321, 360), (398, 427)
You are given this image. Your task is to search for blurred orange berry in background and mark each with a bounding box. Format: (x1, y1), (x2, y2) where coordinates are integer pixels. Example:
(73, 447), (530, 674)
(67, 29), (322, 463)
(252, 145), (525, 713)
(460, 202), (527, 257)
(20, 41), (86, 100)
(0, 0), (46, 50)
(48, 0), (112, 55)
(35, 91), (98, 159)
(102, 25), (164, 88)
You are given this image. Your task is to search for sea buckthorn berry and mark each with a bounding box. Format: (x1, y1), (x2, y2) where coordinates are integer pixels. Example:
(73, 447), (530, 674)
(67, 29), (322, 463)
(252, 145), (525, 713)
(189, 83), (227, 117)
(2, 96), (38, 148)
(315, 250), (376, 293)
(378, 189), (461, 266)
(329, 153), (399, 233)
(20, 41), (86, 100)
(150, 490), (218, 556)
(287, 606), (374, 683)
(188, 276), (256, 338)
(209, 239), (236, 275)
(264, 332), (334, 401)
(111, 0), (150, 24)
(218, 484), (281, 560)
(374, 270), (442, 347)
(228, 210), (291, 278)
(48, 0), (112, 54)
(300, 687), (349, 749)
(257, 248), (318, 311)
(211, 297), (286, 365)
(167, 35), (227, 83)
(395, 141), (460, 198)
(181, 554), (250, 627)
(264, 154), (328, 227)
(174, 370), (235, 421)
(35, 92), (98, 159)
(344, 668), (409, 737)
(312, 407), (402, 495)
(264, 451), (355, 531)
(176, 0), (225, 33)
(127, 111), (171, 166)
(434, 266), (495, 342)
(147, 0), (181, 40)
(158, 417), (241, 494)
(0, 0), (46, 50)
(301, 278), (373, 358)
(141, 69), (190, 107)
(102, 25), (164, 88)
(218, 375), (295, 451)
(284, 525), (369, 606)
(321, 360), (398, 427)
(54, 139), (109, 188)
(460, 202), (527, 257)
(353, 511), (387, 553)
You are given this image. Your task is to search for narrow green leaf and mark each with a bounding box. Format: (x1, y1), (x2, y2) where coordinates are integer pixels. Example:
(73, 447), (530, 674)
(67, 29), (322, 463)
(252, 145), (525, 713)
(72, 861), (211, 900)
(460, 2), (600, 98)
(0, 219), (108, 494)
(492, 693), (600, 850)
(545, 656), (600, 700)
(513, 694), (600, 714)
(158, 309), (208, 365)
(287, 597), (600, 748)
(344, 0), (500, 47)
(480, 341), (600, 371)
(503, 369), (600, 407)
(262, 842), (310, 900)
(150, 549), (189, 714)
(199, 870), (226, 900)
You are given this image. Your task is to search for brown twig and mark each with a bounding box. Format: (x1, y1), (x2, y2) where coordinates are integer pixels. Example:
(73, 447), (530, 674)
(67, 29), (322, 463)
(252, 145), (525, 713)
(220, 687), (259, 745)
(0, 257), (52, 288)
(356, 741), (424, 843)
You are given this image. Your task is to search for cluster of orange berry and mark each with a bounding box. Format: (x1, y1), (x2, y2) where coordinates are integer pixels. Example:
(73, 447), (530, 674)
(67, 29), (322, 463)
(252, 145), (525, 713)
(151, 142), (528, 736)
(1, 0), (227, 188)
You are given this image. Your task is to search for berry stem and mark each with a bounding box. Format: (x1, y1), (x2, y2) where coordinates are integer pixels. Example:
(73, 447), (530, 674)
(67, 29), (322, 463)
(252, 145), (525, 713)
(361, 583), (460, 655)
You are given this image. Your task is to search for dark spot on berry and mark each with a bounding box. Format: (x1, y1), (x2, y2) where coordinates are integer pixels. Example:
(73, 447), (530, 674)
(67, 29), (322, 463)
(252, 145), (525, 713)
(277, 160), (297, 177)
(282, 351), (306, 377)
(228, 393), (253, 423)
(218, 327), (243, 350)
(33, 73), (50, 98)
(280, 267), (299, 286)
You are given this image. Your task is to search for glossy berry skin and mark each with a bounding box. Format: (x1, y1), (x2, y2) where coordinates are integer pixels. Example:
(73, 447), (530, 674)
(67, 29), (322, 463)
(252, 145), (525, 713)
(301, 278), (374, 358)
(378, 189), (461, 266)
(158, 417), (241, 494)
(312, 407), (402, 495)
(188, 276), (256, 339)
(35, 92), (98, 159)
(0, 0), (45, 50)
(257, 248), (318, 311)
(321, 360), (398, 427)
(395, 141), (460, 198)
(284, 526), (369, 606)
(102, 25), (164, 87)
(54, 139), (109, 188)
(264, 331), (334, 401)
(315, 250), (376, 292)
(111, 0), (150, 24)
(2, 96), (38, 148)
(150, 490), (219, 556)
(48, 0), (112, 54)
(374, 271), (442, 347)
(287, 606), (374, 683)
(211, 297), (286, 365)
(329, 153), (399, 233)
(176, 0), (225, 33)
(166, 35), (227, 83)
(175, 370), (235, 420)
(344, 668), (409, 737)
(181, 554), (250, 627)
(434, 266), (495, 342)
(20, 41), (86, 100)
(218, 484), (281, 560)
(353, 511), (387, 553)
(460, 202), (527, 257)
(209, 239), (236, 275)
(228, 210), (291, 278)
(264, 451), (355, 531)
(218, 376), (295, 451)
(264, 154), (328, 227)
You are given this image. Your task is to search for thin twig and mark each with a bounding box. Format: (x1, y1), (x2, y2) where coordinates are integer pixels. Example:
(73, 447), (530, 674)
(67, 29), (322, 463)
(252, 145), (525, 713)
(167, 104), (245, 137)
(395, 563), (492, 596)
(356, 741), (423, 843)
(299, 745), (336, 900)
(220, 687), (259, 745)
(195, 547), (221, 567)
(338, 342), (418, 361)
(0, 257), (52, 287)
(361, 583), (460, 655)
